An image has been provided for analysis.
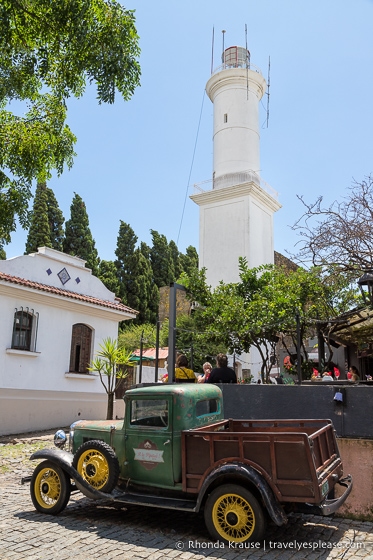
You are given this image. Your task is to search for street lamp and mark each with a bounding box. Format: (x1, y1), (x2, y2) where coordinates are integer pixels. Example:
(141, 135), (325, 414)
(168, 282), (187, 383)
(357, 271), (373, 307)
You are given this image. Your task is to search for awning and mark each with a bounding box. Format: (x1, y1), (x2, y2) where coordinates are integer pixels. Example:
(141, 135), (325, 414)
(130, 355), (155, 362)
(329, 306), (373, 346)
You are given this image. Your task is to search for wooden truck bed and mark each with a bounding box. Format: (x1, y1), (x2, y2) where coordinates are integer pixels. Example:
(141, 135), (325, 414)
(182, 418), (343, 504)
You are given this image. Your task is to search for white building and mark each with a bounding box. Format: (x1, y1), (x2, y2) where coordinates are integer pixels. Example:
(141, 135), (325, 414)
(191, 45), (282, 378)
(0, 247), (137, 435)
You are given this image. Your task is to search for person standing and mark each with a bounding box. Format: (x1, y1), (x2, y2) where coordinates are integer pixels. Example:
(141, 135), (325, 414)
(206, 354), (237, 384)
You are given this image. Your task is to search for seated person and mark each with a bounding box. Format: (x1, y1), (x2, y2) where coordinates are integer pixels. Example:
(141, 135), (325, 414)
(197, 362), (212, 383)
(347, 366), (359, 381)
(175, 354), (196, 383)
(206, 354), (237, 384)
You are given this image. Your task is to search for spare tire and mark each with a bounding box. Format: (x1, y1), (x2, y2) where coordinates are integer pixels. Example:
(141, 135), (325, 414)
(72, 440), (119, 493)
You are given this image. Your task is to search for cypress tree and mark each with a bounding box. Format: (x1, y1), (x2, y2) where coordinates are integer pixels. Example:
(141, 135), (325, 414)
(63, 193), (99, 275)
(25, 181), (52, 254)
(150, 230), (175, 288)
(115, 221), (138, 304)
(180, 245), (199, 276)
(130, 248), (159, 323)
(98, 260), (121, 296)
(46, 187), (64, 251)
(140, 241), (151, 261)
(169, 240), (183, 281)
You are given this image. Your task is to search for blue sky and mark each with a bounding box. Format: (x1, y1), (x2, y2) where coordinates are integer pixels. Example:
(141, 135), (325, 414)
(5, 0), (373, 264)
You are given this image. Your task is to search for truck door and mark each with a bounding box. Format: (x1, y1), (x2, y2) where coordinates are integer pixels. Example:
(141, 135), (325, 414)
(125, 396), (174, 487)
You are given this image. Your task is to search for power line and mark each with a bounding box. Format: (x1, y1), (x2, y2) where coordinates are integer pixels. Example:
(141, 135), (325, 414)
(176, 89), (206, 246)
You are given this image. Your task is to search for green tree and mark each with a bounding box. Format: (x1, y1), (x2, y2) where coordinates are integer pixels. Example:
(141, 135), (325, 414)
(89, 338), (136, 420)
(114, 224), (163, 321)
(25, 182), (52, 254)
(0, 0), (140, 247)
(46, 187), (64, 251)
(130, 249), (159, 323)
(168, 314), (224, 373)
(182, 259), (357, 382)
(119, 323), (168, 354)
(63, 193), (99, 274)
(115, 221), (138, 304)
(98, 260), (121, 296)
(25, 181), (64, 253)
(150, 230), (175, 288)
(169, 240), (182, 280)
(180, 245), (199, 276)
(0, 247), (6, 260)
(140, 241), (151, 260)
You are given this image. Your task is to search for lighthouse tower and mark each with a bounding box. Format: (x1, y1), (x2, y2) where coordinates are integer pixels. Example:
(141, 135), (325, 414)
(191, 45), (281, 288)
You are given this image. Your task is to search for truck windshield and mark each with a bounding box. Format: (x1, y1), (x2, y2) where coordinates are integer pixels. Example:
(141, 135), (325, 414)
(130, 399), (168, 428)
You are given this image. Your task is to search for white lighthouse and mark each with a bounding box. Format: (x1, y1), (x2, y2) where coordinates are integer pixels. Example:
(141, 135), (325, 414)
(191, 45), (281, 288)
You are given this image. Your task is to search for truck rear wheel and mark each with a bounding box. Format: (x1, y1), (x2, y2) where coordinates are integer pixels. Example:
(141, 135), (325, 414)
(31, 460), (71, 515)
(72, 440), (119, 493)
(204, 484), (266, 544)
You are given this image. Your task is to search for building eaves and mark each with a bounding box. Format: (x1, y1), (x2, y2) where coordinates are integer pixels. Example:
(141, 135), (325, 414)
(0, 271), (138, 316)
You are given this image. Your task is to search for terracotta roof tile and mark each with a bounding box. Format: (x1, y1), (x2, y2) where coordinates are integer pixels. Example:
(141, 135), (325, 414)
(133, 348), (168, 359)
(0, 271), (138, 315)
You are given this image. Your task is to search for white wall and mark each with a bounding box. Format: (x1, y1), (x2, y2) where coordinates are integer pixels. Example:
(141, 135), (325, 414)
(0, 388), (107, 435)
(136, 365), (168, 384)
(192, 183), (279, 288)
(0, 288), (118, 393)
(0, 248), (134, 435)
(206, 68), (266, 178)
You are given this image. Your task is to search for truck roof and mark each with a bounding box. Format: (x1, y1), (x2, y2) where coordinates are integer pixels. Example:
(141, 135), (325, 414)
(125, 383), (222, 400)
(125, 383), (224, 431)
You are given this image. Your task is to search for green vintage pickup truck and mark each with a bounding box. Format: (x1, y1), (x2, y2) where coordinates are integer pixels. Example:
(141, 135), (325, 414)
(26, 384), (352, 544)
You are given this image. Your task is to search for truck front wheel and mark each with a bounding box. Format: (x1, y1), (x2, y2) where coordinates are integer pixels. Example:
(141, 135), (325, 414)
(72, 440), (119, 493)
(204, 484), (266, 544)
(30, 460), (71, 515)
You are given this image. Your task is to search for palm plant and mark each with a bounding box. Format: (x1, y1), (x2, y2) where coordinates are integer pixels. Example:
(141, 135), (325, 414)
(89, 338), (136, 420)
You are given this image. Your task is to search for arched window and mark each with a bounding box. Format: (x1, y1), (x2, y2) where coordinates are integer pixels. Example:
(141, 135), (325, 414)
(69, 324), (92, 373)
(11, 308), (39, 351)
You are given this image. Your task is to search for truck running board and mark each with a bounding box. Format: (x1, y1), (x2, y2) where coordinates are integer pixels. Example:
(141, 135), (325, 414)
(111, 490), (197, 512)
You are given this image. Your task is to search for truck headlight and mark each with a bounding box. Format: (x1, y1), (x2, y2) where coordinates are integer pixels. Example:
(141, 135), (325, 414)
(54, 429), (67, 449)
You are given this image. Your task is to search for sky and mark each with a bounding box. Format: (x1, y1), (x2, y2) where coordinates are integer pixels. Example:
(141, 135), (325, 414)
(5, 0), (373, 264)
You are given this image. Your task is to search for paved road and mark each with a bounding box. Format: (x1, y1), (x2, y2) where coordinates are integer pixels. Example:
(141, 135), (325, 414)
(1, 434), (373, 559)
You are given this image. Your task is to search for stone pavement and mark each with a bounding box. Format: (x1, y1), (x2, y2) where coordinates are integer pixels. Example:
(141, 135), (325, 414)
(0, 432), (373, 559)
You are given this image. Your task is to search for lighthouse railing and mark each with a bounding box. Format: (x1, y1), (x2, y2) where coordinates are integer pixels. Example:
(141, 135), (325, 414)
(211, 62), (263, 76)
(193, 170), (278, 201)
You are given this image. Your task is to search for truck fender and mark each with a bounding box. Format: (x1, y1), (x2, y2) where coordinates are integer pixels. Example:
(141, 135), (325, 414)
(30, 448), (115, 503)
(195, 461), (288, 527)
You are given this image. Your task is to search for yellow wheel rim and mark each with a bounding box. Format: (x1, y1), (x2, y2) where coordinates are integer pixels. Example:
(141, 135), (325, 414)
(34, 467), (62, 509)
(212, 492), (255, 542)
(77, 449), (109, 490)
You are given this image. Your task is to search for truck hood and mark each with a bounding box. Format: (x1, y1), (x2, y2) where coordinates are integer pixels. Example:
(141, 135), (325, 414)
(73, 419), (124, 433)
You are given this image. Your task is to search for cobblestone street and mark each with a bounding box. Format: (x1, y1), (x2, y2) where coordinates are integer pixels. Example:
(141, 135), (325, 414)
(1, 432), (373, 559)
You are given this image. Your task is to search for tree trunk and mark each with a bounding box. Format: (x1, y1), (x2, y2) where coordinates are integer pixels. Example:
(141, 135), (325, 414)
(106, 392), (114, 420)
